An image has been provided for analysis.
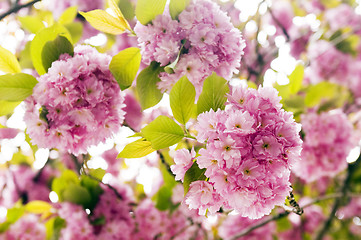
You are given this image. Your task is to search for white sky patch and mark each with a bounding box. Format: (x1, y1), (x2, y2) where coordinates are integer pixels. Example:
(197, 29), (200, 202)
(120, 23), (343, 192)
(34, 148), (49, 169)
(49, 191), (59, 203)
(347, 146), (360, 163)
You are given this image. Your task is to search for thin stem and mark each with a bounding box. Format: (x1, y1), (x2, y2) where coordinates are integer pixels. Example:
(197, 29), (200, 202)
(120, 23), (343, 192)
(158, 151), (175, 177)
(85, 173), (124, 200)
(230, 191), (361, 240)
(267, 6), (290, 41)
(0, 0), (41, 21)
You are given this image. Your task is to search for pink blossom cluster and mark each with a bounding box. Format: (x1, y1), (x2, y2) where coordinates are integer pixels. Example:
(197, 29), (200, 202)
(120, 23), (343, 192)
(338, 197), (361, 219)
(24, 45), (125, 155)
(324, 4), (361, 35)
(305, 40), (351, 85)
(293, 110), (355, 182)
(0, 165), (53, 208)
(134, 0), (245, 96)
(57, 202), (95, 240)
(0, 214), (46, 240)
(132, 199), (207, 239)
(218, 214), (275, 240)
(91, 185), (134, 240)
(183, 86), (302, 219)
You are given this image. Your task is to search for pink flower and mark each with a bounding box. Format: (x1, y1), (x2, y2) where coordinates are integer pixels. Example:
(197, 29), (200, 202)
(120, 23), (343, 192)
(170, 148), (196, 181)
(293, 110), (355, 182)
(135, 0), (245, 97)
(25, 45), (125, 155)
(192, 85), (302, 219)
(185, 181), (223, 215)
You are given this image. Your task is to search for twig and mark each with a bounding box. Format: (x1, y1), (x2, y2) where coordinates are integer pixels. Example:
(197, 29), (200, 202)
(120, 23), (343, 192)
(158, 151), (176, 177)
(230, 211), (290, 240)
(267, 6), (290, 41)
(0, 0), (41, 21)
(315, 153), (361, 240)
(85, 173), (124, 200)
(230, 191), (361, 240)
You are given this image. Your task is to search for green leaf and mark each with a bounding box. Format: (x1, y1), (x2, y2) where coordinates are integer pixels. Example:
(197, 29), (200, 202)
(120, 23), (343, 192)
(0, 206), (25, 233)
(58, 6), (78, 25)
(289, 64), (304, 94)
(88, 168), (106, 180)
(108, 0), (132, 31)
(304, 82), (348, 108)
(0, 73), (38, 102)
(19, 41), (33, 69)
(64, 22), (84, 44)
(118, 138), (155, 158)
(153, 185), (173, 211)
(169, 0), (190, 19)
(25, 200), (52, 214)
(31, 24), (72, 75)
(18, 16), (45, 33)
(141, 116), (184, 150)
(0, 46), (21, 74)
(135, 0), (167, 25)
(80, 175), (103, 210)
(62, 183), (92, 206)
(183, 161), (206, 195)
(110, 47), (141, 90)
(136, 62), (163, 109)
(0, 100), (21, 116)
(79, 10), (128, 35)
(276, 216), (292, 232)
(197, 73), (229, 115)
(51, 170), (80, 201)
(118, 0), (135, 20)
(45, 217), (66, 240)
(169, 75), (195, 125)
(41, 35), (74, 73)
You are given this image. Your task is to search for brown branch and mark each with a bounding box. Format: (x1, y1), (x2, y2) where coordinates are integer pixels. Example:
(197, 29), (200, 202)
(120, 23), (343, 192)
(267, 6), (290, 41)
(0, 0), (41, 21)
(230, 191), (361, 240)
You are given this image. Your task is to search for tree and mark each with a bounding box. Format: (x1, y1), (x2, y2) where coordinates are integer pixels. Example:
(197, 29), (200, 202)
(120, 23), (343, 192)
(0, 0), (361, 239)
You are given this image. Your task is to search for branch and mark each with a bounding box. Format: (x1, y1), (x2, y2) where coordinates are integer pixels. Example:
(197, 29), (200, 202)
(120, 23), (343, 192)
(85, 173), (124, 200)
(230, 191), (361, 240)
(230, 211), (290, 240)
(0, 0), (41, 21)
(315, 153), (361, 240)
(267, 6), (290, 41)
(158, 150), (176, 177)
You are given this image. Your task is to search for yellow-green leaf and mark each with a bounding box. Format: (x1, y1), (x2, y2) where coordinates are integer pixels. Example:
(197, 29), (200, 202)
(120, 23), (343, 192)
(136, 62), (163, 109)
(169, 75), (195, 125)
(31, 24), (72, 75)
(108, 0), (132, 31)
(25, 201), (52, 214)
(289, 64), (304, 94)
(58, 6), (78, 25)
(0, 46), (21, 74)
(169, 0), (190, 19)
(0, 100), (21, 116)
(80, 10), (127, 34)
(0, 73), (38, 101)
(109, 47), (141, 90)
(141, 116), (184, 150)
(135, 0), (167, 25)
(118, 138), (155, 158)
(18, 16), (45, 33)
